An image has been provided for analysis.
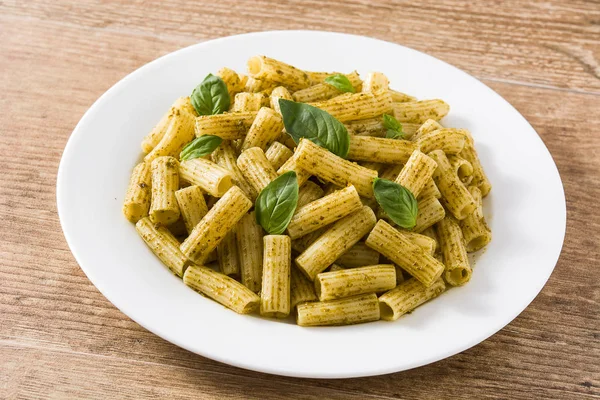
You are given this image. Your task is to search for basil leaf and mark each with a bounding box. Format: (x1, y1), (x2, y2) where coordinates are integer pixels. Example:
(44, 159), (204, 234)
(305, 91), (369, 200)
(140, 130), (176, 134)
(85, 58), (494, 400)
(278, 99), (350, 158)
(373, 178), (418, 229)
(180, 135), (222, 161)
(255, 171), (299, 234)
(383, 114), (405, 139)
(324, 74), (356, 93)
(190, 74), (230, 116)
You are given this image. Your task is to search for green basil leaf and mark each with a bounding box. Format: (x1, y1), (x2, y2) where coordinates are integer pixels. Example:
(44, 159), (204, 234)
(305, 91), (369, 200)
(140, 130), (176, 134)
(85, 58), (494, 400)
(190, 74), (230, 116)
(180, 135), (222, 161)
(278, 99), (350, 158)
(324, 74), (356, 93)
(373, 178), (418, 229)
(383, 114), (405, 139)
(255, 171), (299, 234)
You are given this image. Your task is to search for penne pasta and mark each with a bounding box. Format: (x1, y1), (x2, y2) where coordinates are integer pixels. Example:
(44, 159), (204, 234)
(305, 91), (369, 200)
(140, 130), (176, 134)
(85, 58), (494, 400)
(260, 235), (292, 318)
(241, 107), (284, 152)
(237, 147), (278, 193)
(296, 293), (380, 326)
(314, 264), (396, 301)
(460, 186), (492, 252)
(236, 211), (264, 293)
(136, 217), (188, 277)
(393, 99), (449, 123)
(347, 135), (417, 164)
(179, 157), (233, 198)
(379, 278), (446, 321)
(149, 156), (180, 225)
(123, 162), (152, 223)
(436, 216), (472, 286)
(174, 186), (208, 234)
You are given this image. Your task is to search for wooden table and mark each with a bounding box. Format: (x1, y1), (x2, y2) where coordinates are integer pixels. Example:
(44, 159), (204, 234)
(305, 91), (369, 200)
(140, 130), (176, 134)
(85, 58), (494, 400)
(1, 1), (598, 398)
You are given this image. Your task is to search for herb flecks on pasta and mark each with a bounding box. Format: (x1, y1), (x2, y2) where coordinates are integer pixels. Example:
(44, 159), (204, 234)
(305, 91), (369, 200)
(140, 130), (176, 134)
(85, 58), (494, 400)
(125, 56), (492, 325)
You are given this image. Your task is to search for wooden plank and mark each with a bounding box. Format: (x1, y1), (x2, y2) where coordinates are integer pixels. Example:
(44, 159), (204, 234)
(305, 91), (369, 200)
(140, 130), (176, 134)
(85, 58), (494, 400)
(1, 0), (599, 93)
(0, 4), (599, 400)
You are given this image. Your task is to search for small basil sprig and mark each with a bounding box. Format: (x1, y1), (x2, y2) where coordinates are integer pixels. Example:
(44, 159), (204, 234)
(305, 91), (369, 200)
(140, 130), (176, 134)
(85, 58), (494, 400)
(180, 135), (222, 161)
(324, 74), (355, 93)
(278, 99), (350, 158)
(373, 178), (418, 229)
(383, 114), (405, 139)
(190, 74), (230, 115)
(255, 171), (299, 234)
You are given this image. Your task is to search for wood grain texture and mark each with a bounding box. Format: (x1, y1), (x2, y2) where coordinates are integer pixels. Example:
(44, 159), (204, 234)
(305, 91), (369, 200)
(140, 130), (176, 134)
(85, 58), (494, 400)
(0, 1), (599, 399)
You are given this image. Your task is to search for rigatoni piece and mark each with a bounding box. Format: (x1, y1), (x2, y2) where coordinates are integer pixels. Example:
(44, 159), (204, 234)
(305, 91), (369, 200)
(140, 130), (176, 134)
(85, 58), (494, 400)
(436, 216), (472, 286)
(245, 76), (276, 93)
(183, 265), (260, 314)
(136, 217), (188, 277)
(290, 266), (318, 308)
(294, 139), (378, 198)
(335, 242), (380, 268)
(174, 186), (208, 234)
(414, 196), (446, 233)
(365, 220), (445, 287)
(237, 147), (278, 193)
(180, 186), (252, 264)
(428, 150), (476, 220)
(296, 206), (377, 280)
(394, 149), (438, 198)
(412, 119), (443, 141)
(397, 230), (437, 256)
(379, 278), (446, 321)
(123, 162), (152, 223)
(247, 56), (312, 91)
(179, 157), (233, 197)
(260, 235), (291, 318)
(195, 112), (257, 140)
(393, 99), (449, 123)
(277, 153), (311, 186)
(418, 178), (441, 200)
(296, 293), (380, 326)
(217, 67), (244, 99)
(389, 89), (416, 103)
(265, 141), (294, 171)
(293, 71), (362, 102)
(232, 92), (266, 112)
(460, 186), (492, 252)
(211, 141), (258, 201)
(448, 155), (474, 185)
(217, 230), (239, 277)
(241, 107), (284, 151)
(314, 264), (396, 301)
(296, 181), (324, 209)
(460, 130), (492, 196)
(361, 72), (389, 93)
(417, 128), (467, 155)
(347, 135), (417, 164)
(287, 185), (362, 239)
(310, 89), (392, 122)
(149, 156), (180, 225)
(270, 86), (293, 115)
(236, 212), (264, 293)
(141, 97), (196, 153)
(144, 109), (196, 162)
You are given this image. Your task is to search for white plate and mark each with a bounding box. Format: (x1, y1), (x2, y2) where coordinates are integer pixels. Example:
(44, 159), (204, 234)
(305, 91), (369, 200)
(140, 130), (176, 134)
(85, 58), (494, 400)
(57, 30), (566, 378)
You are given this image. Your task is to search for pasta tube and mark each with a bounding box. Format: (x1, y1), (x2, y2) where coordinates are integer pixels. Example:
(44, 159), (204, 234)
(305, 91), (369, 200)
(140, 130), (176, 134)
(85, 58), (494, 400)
(296, 293), (380, 326)
(365, 220), (444, 287)
(393, 99), (449, 123)
(314, 264), (396, 301)
(179, 157), (233, 197)
(418, 178), (441, 200)
(211, 141), (258, 201)
(149, 156), (180, 225)
(291, 227), (326, 253)
(397, 230), (437, 256)
(296, 180), (324, 208)
(195, 111), (257, 140)
(183, 265), (260, 314)
(123, 162), (152, 223)
(174, 186), (208, 234)
(417, 128), (467, 155)
(428, 150), (476, 220)
(232, 92), (266, 112)
(448, 155), (474, 185)
(287, 185), (362, 239)
(277, 153), (311, 186)
(217, 67), (244, 99)
(136, 217), (188, 277)
(460, 186), (492, 252)
(389, 89), (416, 103)
(335, 242), (380, 268)
(265, 141), (294, 170)
(296, 206), (377, 280)
(291, 266), (317, 308)
(180, 186), (252, 264)
(294, 139), (378, 198)
(361, 72), (389, 93)
(394, 149), (437, 197)
(237, 147), (278, 192)
(270, 86), (293, 115)
(141, 97), (196, 153)
(309, 89), (392, 122)
(347, 135), (417, 164)
(241, 107), (284, 152)
(460, 130), (492, 196)
(144, 109), (196, 163)
(260, 235), (291, 318)
(247, 56), (311, 91)
(411, 119), (442, 141)
(292, 71), (362, 102)
(414, 196), (446, 233)
(436, 216), (472, 286)
(217, 230), (239, 277)
(236, 211), (264, 293)
(379, 278), (445, 321)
